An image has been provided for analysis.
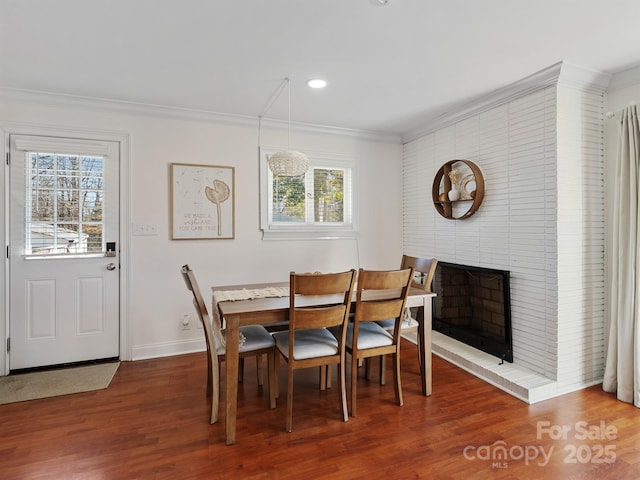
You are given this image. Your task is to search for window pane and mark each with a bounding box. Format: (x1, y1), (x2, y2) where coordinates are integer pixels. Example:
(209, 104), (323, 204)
(81, 156), (103, 177)
(57, 223), (86, 253)
(30, 174), (55, 189)
(313, 168), (344, 223)
(82, 190), (103, 221)
(30, 153), (55, 174)
(57, 155), (80, 177)
(56, 190), (80, 222)
(82, 223), (103, 253)
(272, 175), (305, 223)
(25, 152), (105, 255)
(31, 189), (55, 221)
(29, 223), (58, 254)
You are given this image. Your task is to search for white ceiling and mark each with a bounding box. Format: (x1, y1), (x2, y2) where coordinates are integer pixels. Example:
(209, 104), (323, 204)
(2, 0), (640, 137)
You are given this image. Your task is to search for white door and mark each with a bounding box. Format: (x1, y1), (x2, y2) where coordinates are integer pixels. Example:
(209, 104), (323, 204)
(9, 135), (120, 370)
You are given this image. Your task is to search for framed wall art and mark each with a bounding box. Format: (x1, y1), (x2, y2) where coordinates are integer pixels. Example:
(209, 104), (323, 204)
(171, 163), (235, 240)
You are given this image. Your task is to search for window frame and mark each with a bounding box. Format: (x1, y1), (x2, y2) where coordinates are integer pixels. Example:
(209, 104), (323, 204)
(260, 148), (358, 240)
(11, 136), (114, 259)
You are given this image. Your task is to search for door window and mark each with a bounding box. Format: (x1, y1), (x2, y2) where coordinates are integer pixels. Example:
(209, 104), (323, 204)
(25, 151), (106, 256)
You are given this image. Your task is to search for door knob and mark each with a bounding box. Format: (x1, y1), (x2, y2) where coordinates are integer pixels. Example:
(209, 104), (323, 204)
(106, 263), (117, 271)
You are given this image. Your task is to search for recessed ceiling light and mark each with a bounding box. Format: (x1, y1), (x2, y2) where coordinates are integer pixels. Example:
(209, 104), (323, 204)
(306, 79), (327, 89)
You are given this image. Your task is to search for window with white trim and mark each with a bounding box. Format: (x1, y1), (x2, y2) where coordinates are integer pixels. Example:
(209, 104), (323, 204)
(260, 150), (357, 240)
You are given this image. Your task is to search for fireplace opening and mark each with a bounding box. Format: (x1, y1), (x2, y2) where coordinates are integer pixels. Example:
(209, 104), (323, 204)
(432, 262), (513, 363)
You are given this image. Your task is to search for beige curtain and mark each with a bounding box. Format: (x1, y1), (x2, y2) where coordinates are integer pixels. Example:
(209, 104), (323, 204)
(603, 104), (640, 406)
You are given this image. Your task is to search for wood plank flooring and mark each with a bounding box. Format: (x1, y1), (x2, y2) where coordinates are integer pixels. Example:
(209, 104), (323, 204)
(1, 340), (639, 479)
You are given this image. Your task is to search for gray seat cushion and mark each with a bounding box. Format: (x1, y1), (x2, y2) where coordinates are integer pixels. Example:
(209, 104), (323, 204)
(217, 324), (275, 355)
(273, 328), (339, 360)
(376, 308), (418, 331)
(334, 322), (393, 350)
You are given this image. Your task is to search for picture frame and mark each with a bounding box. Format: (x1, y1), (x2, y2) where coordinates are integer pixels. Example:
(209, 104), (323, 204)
(170, 163), (235, 240)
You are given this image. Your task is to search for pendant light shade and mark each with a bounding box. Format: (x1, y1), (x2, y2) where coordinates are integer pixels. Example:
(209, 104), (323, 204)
(261, 77), (310, 177)
(268, 150), (309, 177)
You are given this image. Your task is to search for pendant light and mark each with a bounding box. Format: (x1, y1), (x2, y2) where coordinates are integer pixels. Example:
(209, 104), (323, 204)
(260, 77), (309, 177)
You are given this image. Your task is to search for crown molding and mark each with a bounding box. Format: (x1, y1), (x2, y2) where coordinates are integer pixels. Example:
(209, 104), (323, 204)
(607, 63), (640, 92)
(557, 61), (611, 91)
(0, 87), (400, 144)
(401, 61), (611, 143)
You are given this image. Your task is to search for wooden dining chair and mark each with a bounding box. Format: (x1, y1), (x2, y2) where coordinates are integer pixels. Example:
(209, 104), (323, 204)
(272, 269), (357, 432)
(344, 267), (413, 417)
(376, 255), (437, 368)
(180, 264), (277, 424)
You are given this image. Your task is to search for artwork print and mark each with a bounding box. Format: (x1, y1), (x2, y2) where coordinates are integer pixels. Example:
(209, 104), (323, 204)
(171, 163), (235, 239)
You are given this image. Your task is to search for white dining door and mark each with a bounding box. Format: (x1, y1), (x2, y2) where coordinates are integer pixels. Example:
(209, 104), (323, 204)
(8, 134), (120, 370)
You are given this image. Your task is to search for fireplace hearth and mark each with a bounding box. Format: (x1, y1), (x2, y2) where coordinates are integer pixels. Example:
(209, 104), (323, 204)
(432, 262), (512, 363)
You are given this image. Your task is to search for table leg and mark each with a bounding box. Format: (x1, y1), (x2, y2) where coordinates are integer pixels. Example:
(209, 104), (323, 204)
(225, 314), (240, 445)
(419, 296), (433, 396)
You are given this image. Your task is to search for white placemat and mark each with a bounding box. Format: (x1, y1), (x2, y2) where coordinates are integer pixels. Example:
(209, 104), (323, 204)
(213, 286), (289, 302)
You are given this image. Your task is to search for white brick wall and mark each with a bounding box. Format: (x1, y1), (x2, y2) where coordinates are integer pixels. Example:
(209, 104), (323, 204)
(402, 75), (605, 399)
(556, 84), (606, 388)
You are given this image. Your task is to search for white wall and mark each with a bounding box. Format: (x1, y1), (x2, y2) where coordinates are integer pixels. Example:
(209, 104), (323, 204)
(402, 62), (608, 399)
(0, 94), (403, 368)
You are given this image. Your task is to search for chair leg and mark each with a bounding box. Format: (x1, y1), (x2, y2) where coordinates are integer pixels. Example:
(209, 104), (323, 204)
(380, 355), (387, 385)
(350, 354), (359, 417)
(239, 357), (245, 383)
(273, 353), (279, 400)
(206, 350), (213, 396)
(393, 352), (403, 407)
(256, 354), (264, 386)
(210, 355), (221, 424)
(319, 365), (332, 390)
(319, 366), (327, 391)
(285, 365), (294, 433)
(365, 358), (372, 380)
(267, 350), (277, 409)
(338, 359), (349, 422)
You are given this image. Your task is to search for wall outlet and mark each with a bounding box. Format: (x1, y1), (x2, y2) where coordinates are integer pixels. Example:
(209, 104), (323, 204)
(180, 314), (192, 330)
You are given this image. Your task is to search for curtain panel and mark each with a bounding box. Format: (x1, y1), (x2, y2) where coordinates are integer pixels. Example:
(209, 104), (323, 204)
(603, 104), (640, 407)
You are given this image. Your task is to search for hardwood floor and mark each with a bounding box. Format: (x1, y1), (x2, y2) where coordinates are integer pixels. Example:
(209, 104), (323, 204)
(1, 340), (639, 479)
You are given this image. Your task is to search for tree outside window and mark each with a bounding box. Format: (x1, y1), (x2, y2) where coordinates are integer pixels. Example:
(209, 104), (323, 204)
(271, 168), (345, 225)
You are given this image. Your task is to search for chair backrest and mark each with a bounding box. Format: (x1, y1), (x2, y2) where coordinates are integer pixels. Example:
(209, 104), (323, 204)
(181, 264), (218, 354)
(401, 255), (438, 292)
(353, 268), (414, 338)
(289, 270), (357, 332)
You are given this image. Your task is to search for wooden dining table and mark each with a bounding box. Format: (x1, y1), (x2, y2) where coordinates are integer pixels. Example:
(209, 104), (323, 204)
(213, 281), (436, 445)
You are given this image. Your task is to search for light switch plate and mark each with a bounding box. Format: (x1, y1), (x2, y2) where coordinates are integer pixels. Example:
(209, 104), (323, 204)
(132, 223), (158, 236)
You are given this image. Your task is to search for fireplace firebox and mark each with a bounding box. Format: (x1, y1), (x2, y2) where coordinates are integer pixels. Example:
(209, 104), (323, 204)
(432, 262), (513, 363)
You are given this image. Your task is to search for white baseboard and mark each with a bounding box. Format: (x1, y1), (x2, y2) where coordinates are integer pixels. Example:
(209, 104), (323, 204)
(131, 338), (205, 361)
